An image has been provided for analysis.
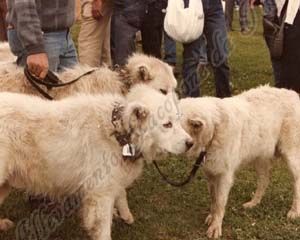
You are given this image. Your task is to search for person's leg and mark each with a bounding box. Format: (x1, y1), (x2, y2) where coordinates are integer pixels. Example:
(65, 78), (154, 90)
(199, 36), (208, 65)
(59, 31), (78, 71)
(225, 0), (235, 31)
(263, 0), (282, 86)
(182, 37), (202, 97)
(203, 0), (231, 98)
(141, 2), (164, 59)
(78, 1), (112, 67)
(281, 11), (300, 93)
(42, 32), (67, 72)
(271, 58), (282, 87)
(111, 14), (138, 66)
(101, 13), (112, 66)
(8, 29), (77, 72)
(141, 25), (163, 59)
(263, 0), (277, 18)
(78, 1), (106, 67)
(111, 3), (144, 66)
(239, 0), (249, 31)
(0, 0), (7, 41)
(163, 32), (177, 66)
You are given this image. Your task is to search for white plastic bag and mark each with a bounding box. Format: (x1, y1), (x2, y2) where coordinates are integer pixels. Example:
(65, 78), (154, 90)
(164, 0), (204, 43)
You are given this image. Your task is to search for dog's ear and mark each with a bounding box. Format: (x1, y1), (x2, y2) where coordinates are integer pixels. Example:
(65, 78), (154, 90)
(138, 65), (152, 82)
(188, 118), (203, 132)
(128, 103), (150, 128)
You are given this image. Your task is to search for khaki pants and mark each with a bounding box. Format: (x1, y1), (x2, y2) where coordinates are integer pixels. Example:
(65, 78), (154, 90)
(78, 0), (112, 67)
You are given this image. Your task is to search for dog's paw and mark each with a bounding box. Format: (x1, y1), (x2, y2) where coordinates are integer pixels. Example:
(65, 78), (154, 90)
(287, 209), (300, 219)
(206, 220), (222, 239)
(113, 208), (134, 225)
(243, 200), (258, 209)
(113, 208), (120, 219)
(120, 212), (134, 225)
(0, 219), (14, 231)
(205, 214), (214, 226)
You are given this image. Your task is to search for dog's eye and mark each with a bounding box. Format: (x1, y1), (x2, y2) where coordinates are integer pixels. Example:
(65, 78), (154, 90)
(163, 122), (173, 128)
(160, 89), (167, 95)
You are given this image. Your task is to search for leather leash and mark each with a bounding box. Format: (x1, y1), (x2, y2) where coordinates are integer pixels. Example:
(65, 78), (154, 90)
(153, 151), (206, 187)
(24, 66), (97, 100)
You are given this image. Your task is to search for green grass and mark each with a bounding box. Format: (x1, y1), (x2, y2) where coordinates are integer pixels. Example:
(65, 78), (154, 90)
(1, 8), (300, 240)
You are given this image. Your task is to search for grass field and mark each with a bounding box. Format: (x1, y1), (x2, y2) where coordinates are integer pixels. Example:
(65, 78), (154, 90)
(1, 7), (300, 240)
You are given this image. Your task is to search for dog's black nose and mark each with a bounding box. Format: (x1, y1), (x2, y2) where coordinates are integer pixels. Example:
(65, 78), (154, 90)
(185, 140), (194, 150)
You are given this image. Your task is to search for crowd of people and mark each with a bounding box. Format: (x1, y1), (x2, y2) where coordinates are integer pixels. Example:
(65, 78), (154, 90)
(0, 0), (299, 96)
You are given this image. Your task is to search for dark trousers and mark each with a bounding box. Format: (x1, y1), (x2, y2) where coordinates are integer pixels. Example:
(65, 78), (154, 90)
(182, 0), (231, 98)
(263, 0), (281, 86)
(141, 2), (164, 59)
(225, 0), (249, 30)
(280, 10), (300, 93)
(0, 0), (7, 41)
(164, 31), (177, 66)
(111, 1), (166, 66)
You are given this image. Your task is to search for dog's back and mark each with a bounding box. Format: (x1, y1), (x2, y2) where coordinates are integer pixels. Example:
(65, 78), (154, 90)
(0, 42), (16, 63)
(222, 86), (300, 161)
(0, 92), (125, 196)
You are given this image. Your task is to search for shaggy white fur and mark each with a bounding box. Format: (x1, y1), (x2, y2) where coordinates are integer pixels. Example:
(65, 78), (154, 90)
(0, 42), (16, 64)
(0, 84), (191, 240)
(179, 86), (300, 239)
(0, 51), (177, 98)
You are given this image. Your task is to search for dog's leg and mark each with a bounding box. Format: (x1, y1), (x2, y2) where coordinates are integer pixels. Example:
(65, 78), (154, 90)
(115, 189), (134, 225)
(243, 160), (271, 209)
(205, 173), (218, 226)
(0, 183), (14, 231)
(82, 195), (114, 240)
(206, 173), (234, 239)
(285, 153), (300, 219)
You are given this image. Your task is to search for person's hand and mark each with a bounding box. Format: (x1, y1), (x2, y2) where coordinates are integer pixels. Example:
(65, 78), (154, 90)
(92, 0), (103, 20)
(27, 53), (49, 79)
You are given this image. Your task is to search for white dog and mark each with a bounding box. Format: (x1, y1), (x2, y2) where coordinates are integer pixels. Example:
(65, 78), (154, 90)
(179, 86), (300, 239)
(0, 84), (192, 240)
(0, 53), (176, 98)
(0, 42), (16, 64)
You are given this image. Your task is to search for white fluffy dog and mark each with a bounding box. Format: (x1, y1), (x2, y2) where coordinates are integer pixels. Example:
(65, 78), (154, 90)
(0, 84), (192, 240)
(179, 86), (300, 239)
(0, 53), (177, 98)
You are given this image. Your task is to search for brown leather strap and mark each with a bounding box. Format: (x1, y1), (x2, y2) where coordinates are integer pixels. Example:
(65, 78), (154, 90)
(24, 66), (97, 100)
(153, 151), (206, 187)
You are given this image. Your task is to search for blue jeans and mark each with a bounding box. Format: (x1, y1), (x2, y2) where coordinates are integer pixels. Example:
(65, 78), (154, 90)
(164, 32), (208, 67)
(182, 0), (231, 98)
(164, 31), (177, 66)
(7, 29), (78, 72)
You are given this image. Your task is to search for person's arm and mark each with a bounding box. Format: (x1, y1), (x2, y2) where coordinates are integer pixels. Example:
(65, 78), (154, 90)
(14, 0), (48, 78)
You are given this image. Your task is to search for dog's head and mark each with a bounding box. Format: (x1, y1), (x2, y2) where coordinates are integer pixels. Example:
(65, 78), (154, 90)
(179, 98), (221, 158)
(125, 54), (177, 95)
(123, 84), (192, 162)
